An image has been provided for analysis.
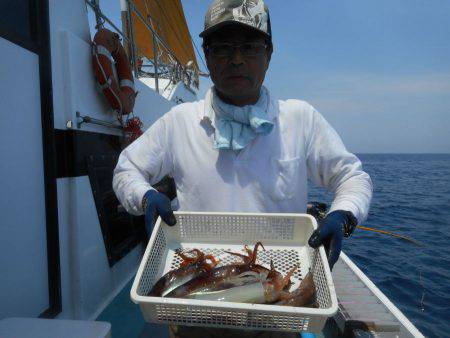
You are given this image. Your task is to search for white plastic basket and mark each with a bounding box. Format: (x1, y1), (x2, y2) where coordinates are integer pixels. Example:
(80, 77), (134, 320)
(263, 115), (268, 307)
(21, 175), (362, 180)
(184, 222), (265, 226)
(130, 212), (338, 333)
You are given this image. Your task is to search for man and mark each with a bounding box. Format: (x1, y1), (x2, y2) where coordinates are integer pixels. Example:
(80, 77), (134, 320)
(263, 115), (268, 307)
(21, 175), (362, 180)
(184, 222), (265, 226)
(113, 0), (372, 336)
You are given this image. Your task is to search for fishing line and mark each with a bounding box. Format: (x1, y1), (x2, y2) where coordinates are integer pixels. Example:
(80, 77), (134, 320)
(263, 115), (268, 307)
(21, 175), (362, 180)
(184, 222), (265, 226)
(419, 266), (425, 312)
(307, 202), (426, 313)
(356, 225), (423, 247)
(357, 225), (426, 313)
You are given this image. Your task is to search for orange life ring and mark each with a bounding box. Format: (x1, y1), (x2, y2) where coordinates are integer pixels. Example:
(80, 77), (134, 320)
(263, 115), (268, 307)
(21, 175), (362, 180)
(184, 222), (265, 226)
(92, 28), (136, 115)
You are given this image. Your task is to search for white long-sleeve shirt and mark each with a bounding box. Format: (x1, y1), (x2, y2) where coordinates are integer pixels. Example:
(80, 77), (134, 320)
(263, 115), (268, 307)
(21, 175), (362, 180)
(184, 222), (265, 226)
(113, 89), (372, 224)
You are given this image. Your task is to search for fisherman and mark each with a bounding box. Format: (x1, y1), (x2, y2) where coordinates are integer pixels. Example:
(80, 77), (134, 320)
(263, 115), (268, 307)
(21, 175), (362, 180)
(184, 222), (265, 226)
(113, 0), (372, 336)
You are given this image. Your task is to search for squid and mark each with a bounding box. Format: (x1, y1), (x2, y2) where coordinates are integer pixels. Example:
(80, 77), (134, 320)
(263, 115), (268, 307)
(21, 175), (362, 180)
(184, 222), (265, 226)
(148, 248), (218, 297)
(276, 272), (317, 308)
(185, 264), (298, 304)
(166, 242), (298, 304)
(149, 242), (317, 308)
(165, 242), (268, 298)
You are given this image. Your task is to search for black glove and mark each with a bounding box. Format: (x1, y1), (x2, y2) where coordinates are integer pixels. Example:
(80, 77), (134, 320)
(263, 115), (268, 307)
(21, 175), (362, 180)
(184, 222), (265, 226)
(143, 190), (177, 235)
(308, 210), (357, 270)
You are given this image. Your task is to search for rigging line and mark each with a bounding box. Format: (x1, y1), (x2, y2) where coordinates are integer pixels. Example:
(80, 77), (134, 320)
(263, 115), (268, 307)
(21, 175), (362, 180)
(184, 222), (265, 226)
(146, 0), (168, 45)
(88, 0), (158, 66)
(128, 1), (183, 66)
(172, 1), (208, 72)
(142, 0), (165, 64)
(143, 0), (160, 35)
(143, 0), (162, 32)
(133, 0), (167, 64)
(152, 0), (194, 63)
(193, 41), (208, 74)
(142, 0), (194, 74)
(86, 0), (129, 42)
(152, 0), (199, 67)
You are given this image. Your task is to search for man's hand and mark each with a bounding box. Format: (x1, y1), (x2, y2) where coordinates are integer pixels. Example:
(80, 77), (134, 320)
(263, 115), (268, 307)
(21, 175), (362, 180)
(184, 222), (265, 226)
(308, 210), (357, 270)
(143, 190), (177, 235)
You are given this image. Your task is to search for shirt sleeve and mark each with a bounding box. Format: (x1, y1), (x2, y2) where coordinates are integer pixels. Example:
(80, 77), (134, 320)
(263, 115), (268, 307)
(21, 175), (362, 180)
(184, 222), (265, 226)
(306, 107), (373, 224)
(112, 114), (174, 216)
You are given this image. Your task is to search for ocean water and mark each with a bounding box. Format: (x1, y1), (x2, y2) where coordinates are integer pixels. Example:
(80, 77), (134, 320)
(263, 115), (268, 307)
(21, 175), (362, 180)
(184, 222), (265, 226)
(308, 154), (450, 338)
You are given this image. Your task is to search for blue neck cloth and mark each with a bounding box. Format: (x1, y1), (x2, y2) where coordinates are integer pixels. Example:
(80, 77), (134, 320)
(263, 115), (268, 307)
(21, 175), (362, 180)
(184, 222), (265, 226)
(208, 87), (274, 150)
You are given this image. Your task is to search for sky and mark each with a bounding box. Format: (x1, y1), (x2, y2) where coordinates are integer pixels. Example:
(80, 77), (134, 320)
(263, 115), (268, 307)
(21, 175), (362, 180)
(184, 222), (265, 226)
(95, 1), (450, 153)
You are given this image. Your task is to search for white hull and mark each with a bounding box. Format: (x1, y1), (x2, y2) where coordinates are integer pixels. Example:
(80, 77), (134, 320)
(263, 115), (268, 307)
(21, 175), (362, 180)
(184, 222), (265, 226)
(0, 0), (194, 322)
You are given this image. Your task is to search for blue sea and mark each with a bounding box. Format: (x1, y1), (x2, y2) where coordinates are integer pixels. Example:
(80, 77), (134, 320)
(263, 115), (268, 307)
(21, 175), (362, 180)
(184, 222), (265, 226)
(309, 153), (450, 338)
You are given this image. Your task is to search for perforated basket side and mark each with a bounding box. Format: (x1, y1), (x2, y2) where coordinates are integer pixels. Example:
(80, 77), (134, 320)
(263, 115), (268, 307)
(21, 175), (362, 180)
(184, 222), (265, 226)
(137, 227), (167, 296)
(309, 247), (332, 309)
(148, 303), (326, 332)
(177, 214), (296, 242)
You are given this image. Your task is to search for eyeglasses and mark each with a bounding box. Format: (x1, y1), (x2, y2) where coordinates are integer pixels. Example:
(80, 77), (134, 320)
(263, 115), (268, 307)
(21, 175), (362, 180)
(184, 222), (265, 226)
(206, 42), (268, 57)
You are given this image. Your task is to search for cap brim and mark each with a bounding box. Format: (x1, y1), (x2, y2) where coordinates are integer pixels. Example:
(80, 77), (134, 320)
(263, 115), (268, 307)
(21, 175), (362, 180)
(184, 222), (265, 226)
(199, 20), (271, 39)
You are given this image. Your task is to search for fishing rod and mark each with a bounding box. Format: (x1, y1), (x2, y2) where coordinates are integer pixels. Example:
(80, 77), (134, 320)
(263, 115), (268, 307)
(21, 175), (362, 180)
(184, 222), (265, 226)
(307, 202), (423, 247)
(356, 225), (423, 246)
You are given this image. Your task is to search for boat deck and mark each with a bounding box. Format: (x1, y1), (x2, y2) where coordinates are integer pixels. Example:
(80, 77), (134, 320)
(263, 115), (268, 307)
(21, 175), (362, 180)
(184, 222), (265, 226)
(98, 253), (423, 338)
(332, 253), (423, 338)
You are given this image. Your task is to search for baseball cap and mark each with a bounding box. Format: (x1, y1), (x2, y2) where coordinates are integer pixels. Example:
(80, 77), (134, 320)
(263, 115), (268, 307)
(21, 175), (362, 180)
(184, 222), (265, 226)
(199, 0), (272, 40)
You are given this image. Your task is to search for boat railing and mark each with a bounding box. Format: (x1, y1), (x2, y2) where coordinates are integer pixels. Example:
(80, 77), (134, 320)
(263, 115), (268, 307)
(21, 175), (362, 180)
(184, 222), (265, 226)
(85, 0), (199, 95)
(76, 111), (123, 130)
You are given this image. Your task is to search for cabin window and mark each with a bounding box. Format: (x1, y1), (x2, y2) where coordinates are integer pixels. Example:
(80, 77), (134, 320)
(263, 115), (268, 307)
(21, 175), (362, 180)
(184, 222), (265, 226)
(87, 155), (146, 267)
(0, 0), (39, 52)
(86, 154), (177, 267)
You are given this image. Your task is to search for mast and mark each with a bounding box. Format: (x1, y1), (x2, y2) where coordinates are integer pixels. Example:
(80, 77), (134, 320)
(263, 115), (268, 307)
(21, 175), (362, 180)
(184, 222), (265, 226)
(121, 0), (139, 78)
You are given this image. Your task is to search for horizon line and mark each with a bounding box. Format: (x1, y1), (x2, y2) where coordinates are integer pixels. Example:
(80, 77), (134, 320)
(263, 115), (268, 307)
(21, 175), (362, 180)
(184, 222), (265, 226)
(355, 152), (450, 155)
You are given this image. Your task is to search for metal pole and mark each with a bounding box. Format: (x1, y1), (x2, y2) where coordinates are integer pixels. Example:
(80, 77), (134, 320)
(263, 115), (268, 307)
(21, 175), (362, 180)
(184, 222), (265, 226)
(120, 0), (131, 58)
(153, 35), (159, 93)
(76, 112), (123, 130)
(126, 0), (139, 78)
(141, 0), (159, 93)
